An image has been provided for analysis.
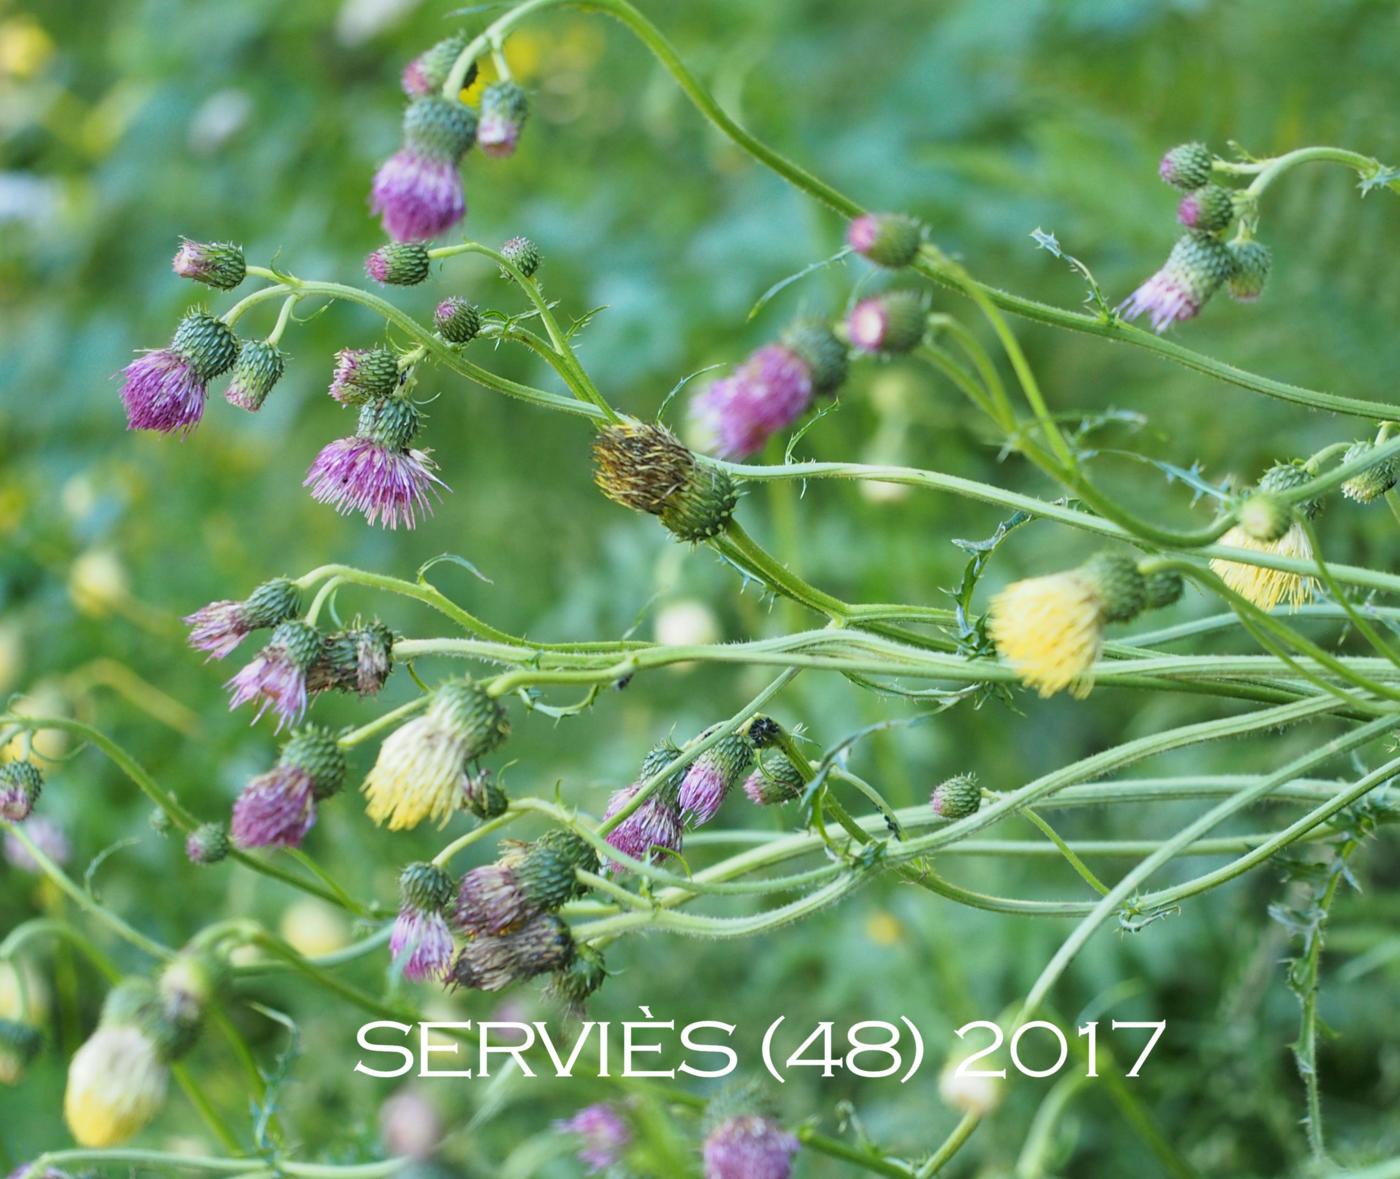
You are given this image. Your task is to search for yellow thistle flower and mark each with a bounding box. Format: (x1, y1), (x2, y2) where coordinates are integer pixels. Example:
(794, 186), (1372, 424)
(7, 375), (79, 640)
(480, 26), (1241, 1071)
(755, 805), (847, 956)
(64, 1023), (168, 1146)
(1210, 522), (1315, 611)
(363, 681), (508, 830)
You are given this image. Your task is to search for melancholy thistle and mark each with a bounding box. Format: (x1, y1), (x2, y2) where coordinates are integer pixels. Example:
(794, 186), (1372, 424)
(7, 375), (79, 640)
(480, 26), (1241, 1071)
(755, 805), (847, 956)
(171, 238), (246, 290)
(602, 740), (687, 870)
(63, 978), (177, 1148)
(185, 821), (230, 865)
(678, 729), (755, 826)
(701, 1085), (800, 1179)
(390, 862), (457, 982)
(225, 619), (323, 729)
(434, 296), (481, 344)
(847, 290), (928, 355)
(592, 419), (739, 542)
(455, 830), (598, 936)
(1226, 237), (1271, 302)
(0, 1018), (41, 1085)
(742, 748), (806, 806)
(555, 1102), (632, 1174)
(401, 31), (473, 98)
(0, 759), (43, 822)
(691, 318), (847, 458)
(184, 576), (301, 660)
(306, 618), (396, 697)
(930, 772), (981, 820)
(363, 680), (509, 830)
(304, 396), (446, 529)
(371, 94), (478, 242)
(118, 308), (239, 435)
(1119, 230), (1237, 333)
(449, 912), (576, 992)
(1341, 439), (1398, 503)
(230, 724), (346, 849)
(846, 212), (923, 268)
(1158, 141), (1214, 190)
(225, 339), (286, 411)
(988, 551), (1172, 699)
(1210, 460), (1320, 611)
(477, 81), (529, 158)
(366, 241), (432, 286)
(329, 347), (401, 405)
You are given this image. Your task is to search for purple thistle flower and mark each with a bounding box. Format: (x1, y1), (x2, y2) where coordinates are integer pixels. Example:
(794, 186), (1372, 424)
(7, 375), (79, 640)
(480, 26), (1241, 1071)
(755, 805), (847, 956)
(703, 1115), (800, 1179)
(304, 398), (446, 529)
(678, 760), (726, 827)
(477, 113), (520, 158)
(602, 786), (683, 870)
(118, 310), (239, 435)
(1118, 231), (1234, 333)
(555, 1103), (631, 1173)
(389, 906), (455, 982)
(371, 151), (465, 242)
(455, 863), (531, 936)
(3, 816), (71, 872)
(848, 297), (891, 353)
(230, 764), (317, 849)
(184, 577), (301, 661)
(225, 620), (321, 730)
(691, 344), (813, 459)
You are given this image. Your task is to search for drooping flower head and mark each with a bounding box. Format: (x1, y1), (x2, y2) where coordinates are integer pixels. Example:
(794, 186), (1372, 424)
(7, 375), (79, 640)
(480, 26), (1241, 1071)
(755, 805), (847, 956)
(477, 82), (529, 158)
(1340, 439), (1398, 504)
(742, 748), (805, 806)
(930, 772), (981, 819)
(847, 290), (927, 355)
(555, 1103), (631, 1173)
(225, 619), (323, 729)
(185, 821), (230, 865)
(678, 730), (754, 826)
(0, 1018), (42, 1085)
(702, 1086), (799, 1179)
(1118, 230), (1236, 333)
(692, 320), (847, 458)
(230, 724), (346, 849)
(592, 419), (738, 541)
(434, 297), (481, 344)
(602, 785), (682, 870)
(171, 239), (246, 290)
(455, 831), (597, 935)
(371, 96), (477, 242)
(366, 241), (431, 286)
(1226, 238), (1271, 302)
(118, 309), (239, 434)
(846, 211), (923, 268)
(0, 759), (43, 822)
(329, 347), (401, 405)
(307, 618), (396, 697)
(363, 680), (509, 831)
(184, 576), (301, 660)
(988, 552), (1152, 699)
(1158, 141), (1213, 190)
(304, 397), (447, 529)
(3, 816), (71, 872)
(1210, 461), (1320, 611)
(448, 912), (575, 992)
(401, 31), (473, 98)
(64, 978), (173, 1147)
(547, 941), (608, 1014)
(390, 862), (457, 982)
(224, 339), (286, 411)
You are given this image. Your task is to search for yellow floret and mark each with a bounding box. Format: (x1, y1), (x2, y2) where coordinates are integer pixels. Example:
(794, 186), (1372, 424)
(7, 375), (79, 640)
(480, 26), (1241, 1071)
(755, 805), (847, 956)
(988, 570), (1105, 698)
(64, 1024), (168, 1147)
(1209, 522), (1315, 611)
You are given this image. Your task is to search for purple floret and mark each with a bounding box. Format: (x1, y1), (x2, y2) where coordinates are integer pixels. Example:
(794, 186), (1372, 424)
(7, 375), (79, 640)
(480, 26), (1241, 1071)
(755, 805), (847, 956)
(371, 150), (465, 242)
(304, 436), (445, 530)
(692, 344), (813, 458)
(119, 350), (206, 435)
(389, 906), (455, 982)
(230, 765), (317, 848)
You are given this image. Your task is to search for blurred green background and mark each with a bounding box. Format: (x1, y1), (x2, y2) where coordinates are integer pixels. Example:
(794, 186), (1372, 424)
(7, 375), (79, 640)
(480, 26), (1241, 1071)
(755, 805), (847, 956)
(3, 0), (1400, 1174)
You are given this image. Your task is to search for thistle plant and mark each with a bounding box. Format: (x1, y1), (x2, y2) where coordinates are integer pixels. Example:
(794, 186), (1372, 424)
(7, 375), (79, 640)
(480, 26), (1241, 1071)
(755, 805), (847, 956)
(8, 3), (1400, 1178)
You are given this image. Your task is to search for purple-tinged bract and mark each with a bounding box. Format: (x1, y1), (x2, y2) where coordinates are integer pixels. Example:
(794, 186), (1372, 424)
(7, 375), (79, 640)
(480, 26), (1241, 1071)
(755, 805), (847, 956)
(703, 1115), (799, 1179)
(230, 765), (316, 849)
(389, 907), (455, 982)
(602, 786), (683, 870)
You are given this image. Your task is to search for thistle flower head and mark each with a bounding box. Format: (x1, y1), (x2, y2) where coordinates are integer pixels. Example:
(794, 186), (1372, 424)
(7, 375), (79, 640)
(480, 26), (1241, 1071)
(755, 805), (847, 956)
(64, 979), (171, 1147)
(499, 235), (540, 278)
(0, 759), (43, 822)
(602, 785), (683, 870)
(185, 821), (230, 864)
(691, 341), (815, 458)
(329, 347), (400, 405)
(1211, 521), (1315, 611)
(231, 725), (345, 849)
(401, 32), (473, 97)
(184, 576), (301, 660)
(364, 681), (509, 830)
(449, 912), (575, 991)
(1226, 238), (1271, 302)
(225, 339), (286, 411)
(678, 731), (754, 826)
(742, 748), (805, 806)
(454, 863), (529, 936)
(434, 296), (480, 344)
(0, 1018), (41, 1085)
(3, 816), (70, 872)
(304, 397), (447, 530)
(555, 1102), (631, 1173)
(847, 290), (927, 355)
(1118, 231), (1236, 332)
(1341, 439), (1398, 504)
(1176, 184), (1236, 232)
(1158, 142), (1213, 190)
(371, 97), (477, 242)
(457, 831), (596, 934)
(157, 952), (219, 1058)
(846, 212), (923, 268)
(119, 310), (239, 434)
(391, 862), (456, 982)
(225, 619), (323, 729)
(366, 241), (432, 286)
(478, 81), (529, 158)
(307, 619), (396, 697)
(592, 419), (738, 541)
(172, 238), (246, 290)
(987, 552), (1147, 698)
(547, 941), (608, 1013)
(702, 1111), (799, 1179)
(930, 772), (981, 819)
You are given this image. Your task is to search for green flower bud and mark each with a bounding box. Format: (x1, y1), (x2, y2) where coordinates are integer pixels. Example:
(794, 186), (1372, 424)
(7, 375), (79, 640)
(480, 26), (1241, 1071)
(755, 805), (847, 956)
(1226, 239), (1271, 302)
(172, 310), (240, 381)
(592, 419), (738, 542)
(226, 340), (286, 411)
(173, 239), (247, 290)
(462, 769), (510, 819)
(847, 212), (923, 268)
(280, 723), (348, 801)
(782, 318), (848, 397)
(366, 242), (432, 286)
(434, 296), (480, 344)
(1159, 142), (1213, 190)
(930, 772), (981, 819)
(1177, 184), (1236, 233)
(403, 96), (477, 161)
(185, 822), (230, 865)
(1142, 568), (1184, 610)
(499, 235), (540, 278)
(1080, 551), (1147, 623)
(742, 749), (805, 806)
(400, 861), (455, 912)
(1340, 439), (1398, 504)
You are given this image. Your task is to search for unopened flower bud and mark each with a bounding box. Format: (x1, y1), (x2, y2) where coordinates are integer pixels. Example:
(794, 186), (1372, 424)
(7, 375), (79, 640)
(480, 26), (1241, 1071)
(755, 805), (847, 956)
(499, 235), (540, 278)
(366, 242), (432, 286)
(593, 420), (738, 542)
(449, 913), (575, 991)
(846, 212), (923, 268)
(1158, 142), (1213, 190)
(1258, 459), (1322, 520)
(1226, 238), (1271, 302)
(847, 291), (927, 355)
(1176, 184), (1236, 232)
(930, 772), (980, 819)
(462, 768), (509, 819)
(1143, 568), (1184, 610)
(434, 297), (480, 343)
(0, 760), (43, 822)
(225, 339), (286, 411)
(402, 32), (474, 97)
(743, 749), (805, 806)
(329, 347), (401, 404)
(782, 318), (847, 398)
(185, 822), (230, 865)
(478, 81), (529, 158)
(0, 1018), (41, 1085)
(548, 942), (607, 1012)
(158, 952), (219, 1058)
(1341, 440), (1397, 504)
(172, 239), (246, 290)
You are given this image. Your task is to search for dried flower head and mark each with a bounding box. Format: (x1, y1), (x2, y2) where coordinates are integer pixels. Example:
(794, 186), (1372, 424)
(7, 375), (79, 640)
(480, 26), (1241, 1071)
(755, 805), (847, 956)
(593, 419), (738, 541)
(449, 912), (575, 991)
